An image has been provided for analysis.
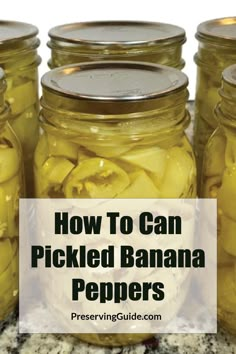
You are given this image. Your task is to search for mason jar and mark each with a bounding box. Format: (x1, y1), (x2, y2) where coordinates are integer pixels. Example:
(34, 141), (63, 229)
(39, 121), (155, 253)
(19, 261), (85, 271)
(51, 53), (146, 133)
(201, 64), (236, 333)
(194, 17), (236, 187)
(0, 68), (24, 320)
(48, 21), (186, 70)
(34, 61), (196, 346)
(0, 21), (41, 196)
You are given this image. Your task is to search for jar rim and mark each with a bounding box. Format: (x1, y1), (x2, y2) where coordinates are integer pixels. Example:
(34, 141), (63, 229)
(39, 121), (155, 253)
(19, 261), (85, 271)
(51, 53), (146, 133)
(0, 20), (38, 45)
(196, 17), (236, 45)
(41, 61), (188, 112)
(48, 21), (186, 49)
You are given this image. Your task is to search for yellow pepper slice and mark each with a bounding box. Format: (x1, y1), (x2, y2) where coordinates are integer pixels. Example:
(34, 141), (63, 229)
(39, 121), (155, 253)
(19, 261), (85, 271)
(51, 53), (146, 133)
(218, 165), (236, 220)
(159, 146), (195, 198)
(0, 175), (22, 238)
(77, 146), (96, 162)
(85, 143), (132, 158)
(0, 259), (15, 298)
(204, 132), (226, 177)
(221, 214), (236, 256)
(217, 236), (234, 267)
(10, 105), (38, 155)
(34, 134), (49, 168)
(225, 133), (236, 167)
(0, 187), (8, 236)
(63, 158), (129, 198)
(120, 146), (167, 176)
(202, 176), (221, 198)
(47, 134), (78, 161)
(10, 241), (18, 291)
(5, 79), (36, 115)
(42, 157), (75, 185)
(0, 239), (12, 274)
(218, 267), (236, 328)
(0, 141), (20, 183)
(197, 87), (219, 125)
(117, 170), (160, 198)
(36, 157), (75, 198)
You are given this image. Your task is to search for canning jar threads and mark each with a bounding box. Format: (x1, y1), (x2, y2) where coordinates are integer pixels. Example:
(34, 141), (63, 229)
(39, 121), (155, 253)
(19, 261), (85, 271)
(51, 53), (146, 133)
(201, 64), (236, 333)
(47, 21), (186, 69)
(0, 21), (41, 196)
(0, 68), (24, 320)
(33, 61), (196, 346)
(194, 17), (236, 188)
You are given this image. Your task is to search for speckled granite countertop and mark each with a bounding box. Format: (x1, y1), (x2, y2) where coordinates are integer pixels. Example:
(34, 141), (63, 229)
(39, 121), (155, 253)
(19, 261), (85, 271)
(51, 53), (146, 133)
(0, 311), (236, 354)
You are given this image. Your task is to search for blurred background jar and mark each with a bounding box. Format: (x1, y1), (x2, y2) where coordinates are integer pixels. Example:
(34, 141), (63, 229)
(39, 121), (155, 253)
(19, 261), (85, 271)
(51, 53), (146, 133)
(47, 21), (186, 69)
(34, 61), (196, 346)
(201, 64), (236, 333)
(194, 17), (236, 188)
(0, 68), (24, 320)
(0, 21), (41, 197)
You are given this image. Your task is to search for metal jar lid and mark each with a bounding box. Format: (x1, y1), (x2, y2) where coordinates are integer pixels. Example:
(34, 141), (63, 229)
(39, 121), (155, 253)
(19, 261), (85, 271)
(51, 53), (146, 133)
(196, 17), (236, 45)
(41, 61), (188, 114)
(0, 21), (38, 45)
(48, 21), (186, 49)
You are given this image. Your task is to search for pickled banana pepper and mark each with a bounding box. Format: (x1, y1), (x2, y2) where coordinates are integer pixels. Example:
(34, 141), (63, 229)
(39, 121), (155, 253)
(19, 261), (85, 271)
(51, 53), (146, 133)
(201, 64), (236, 334)
(48, 21), (186, 69)
(34, 61), (196, 346)
(0, 21), (41, 196)
(0, 68), (24, 320)
(194, 17), (236, 187)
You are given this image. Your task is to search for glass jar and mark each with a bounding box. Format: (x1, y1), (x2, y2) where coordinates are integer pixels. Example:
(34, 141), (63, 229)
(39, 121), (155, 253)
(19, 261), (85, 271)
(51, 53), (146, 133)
(201, 64), (236, 333)
(0, 68), (24, 320)
(48, 21), (186, 69)
(194, 17), (236, 187)
(34, 61), (196, 346)
(0, 21), (41, 196)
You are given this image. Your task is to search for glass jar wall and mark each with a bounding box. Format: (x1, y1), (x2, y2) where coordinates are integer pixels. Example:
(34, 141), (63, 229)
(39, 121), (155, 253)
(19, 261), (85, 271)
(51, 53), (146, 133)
(0, 68), (24, 320)
(48, 21), (186, 69)
(34, 61), (196, 346)
(201, 64), (236, 333)
(0, 21), (41, 196)
(194, 17), (236, 187)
